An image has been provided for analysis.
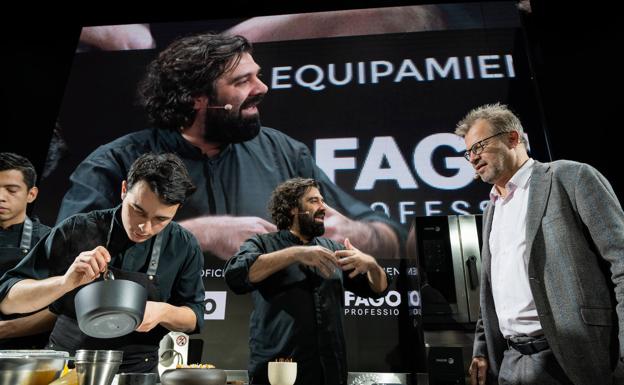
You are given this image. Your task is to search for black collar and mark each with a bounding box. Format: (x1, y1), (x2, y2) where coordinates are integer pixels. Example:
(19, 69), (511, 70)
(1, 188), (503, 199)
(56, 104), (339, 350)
(108, 205), (135, 251)
(156, 128), (234, 161)
(279, 229), (318, 245)
(0, 221), (24, 233)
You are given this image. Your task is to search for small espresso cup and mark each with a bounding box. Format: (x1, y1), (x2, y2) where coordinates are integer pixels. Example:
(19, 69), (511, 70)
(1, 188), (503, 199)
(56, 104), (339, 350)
(267, 361), (297, 385)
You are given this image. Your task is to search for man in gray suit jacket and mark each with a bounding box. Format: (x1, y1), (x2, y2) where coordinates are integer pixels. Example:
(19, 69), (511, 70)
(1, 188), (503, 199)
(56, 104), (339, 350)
(454, 103), (624, 385)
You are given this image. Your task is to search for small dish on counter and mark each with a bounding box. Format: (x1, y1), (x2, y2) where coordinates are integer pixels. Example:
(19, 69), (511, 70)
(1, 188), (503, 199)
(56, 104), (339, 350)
(160, 368), (227, 385)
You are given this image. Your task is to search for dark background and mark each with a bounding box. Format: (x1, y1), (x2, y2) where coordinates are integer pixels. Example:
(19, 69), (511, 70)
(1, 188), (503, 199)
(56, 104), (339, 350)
(1, 0), (620, 203)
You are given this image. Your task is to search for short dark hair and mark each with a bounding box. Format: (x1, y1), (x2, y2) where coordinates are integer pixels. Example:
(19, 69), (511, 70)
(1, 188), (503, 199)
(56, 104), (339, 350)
(0, 152), (37, 189)
(138, 33), (252, 131)
(126, 153), (196, 205)
(269, 178), (319, 230)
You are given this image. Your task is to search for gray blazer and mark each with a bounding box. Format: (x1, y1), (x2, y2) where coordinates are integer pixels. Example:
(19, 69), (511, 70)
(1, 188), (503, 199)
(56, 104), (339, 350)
(474, 160), (624, 385)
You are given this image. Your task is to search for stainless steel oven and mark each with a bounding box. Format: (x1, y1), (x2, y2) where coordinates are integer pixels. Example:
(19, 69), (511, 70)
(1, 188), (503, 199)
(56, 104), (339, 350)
(407, 215), (484, 384)
(408, 215), (483, 326)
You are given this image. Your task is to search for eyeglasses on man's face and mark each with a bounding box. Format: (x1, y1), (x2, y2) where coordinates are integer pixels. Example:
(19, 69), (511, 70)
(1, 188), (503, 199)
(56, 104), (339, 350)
(463, 132), (507, 161)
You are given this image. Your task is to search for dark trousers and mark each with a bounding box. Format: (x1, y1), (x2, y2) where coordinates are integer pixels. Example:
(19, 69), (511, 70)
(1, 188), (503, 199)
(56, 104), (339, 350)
(499, 342), (573, 385)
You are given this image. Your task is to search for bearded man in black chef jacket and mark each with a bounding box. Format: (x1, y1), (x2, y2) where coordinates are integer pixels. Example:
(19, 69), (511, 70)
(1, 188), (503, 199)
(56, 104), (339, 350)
(56, 32), (402, 262)
(225, 177), (389, 385)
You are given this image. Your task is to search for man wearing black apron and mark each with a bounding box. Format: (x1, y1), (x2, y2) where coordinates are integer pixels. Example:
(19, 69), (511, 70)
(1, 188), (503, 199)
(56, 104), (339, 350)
(0, 152), (55, 349)
(0, 153), (205, 374)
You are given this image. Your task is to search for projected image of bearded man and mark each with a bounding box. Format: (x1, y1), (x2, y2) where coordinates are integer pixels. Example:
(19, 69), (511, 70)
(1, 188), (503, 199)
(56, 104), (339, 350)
(203, 92), (264, 144)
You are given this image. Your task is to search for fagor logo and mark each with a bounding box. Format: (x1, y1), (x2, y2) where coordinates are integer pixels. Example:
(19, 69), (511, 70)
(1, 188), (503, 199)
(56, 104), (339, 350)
(344, 290), (421, 317)
(344, 290), (401, 316)
(203, 291), (227, 320)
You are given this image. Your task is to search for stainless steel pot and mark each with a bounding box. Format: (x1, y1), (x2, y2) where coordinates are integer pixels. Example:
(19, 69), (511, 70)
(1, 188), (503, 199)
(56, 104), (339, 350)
(0, 349), (69, 385)
(74, 279), (147, 338)
(75, 350), (123, 385)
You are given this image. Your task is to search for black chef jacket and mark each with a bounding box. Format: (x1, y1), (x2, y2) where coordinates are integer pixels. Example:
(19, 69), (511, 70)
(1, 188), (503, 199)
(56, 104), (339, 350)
(224, 230), (389, 385)
(0, 216), (51, 349)
(56, 127), (402, 239)
(0, 206), (205, 357)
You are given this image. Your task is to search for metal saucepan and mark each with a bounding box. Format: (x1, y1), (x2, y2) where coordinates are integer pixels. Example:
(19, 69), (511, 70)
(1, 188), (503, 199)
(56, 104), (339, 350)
(74, 278), (147, 338)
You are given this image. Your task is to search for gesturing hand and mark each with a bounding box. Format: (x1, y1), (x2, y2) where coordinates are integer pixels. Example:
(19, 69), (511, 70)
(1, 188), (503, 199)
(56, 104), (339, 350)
(295, 245), (339, 278)
(63, 246), (111, 290)
(336, 238), (377, 278)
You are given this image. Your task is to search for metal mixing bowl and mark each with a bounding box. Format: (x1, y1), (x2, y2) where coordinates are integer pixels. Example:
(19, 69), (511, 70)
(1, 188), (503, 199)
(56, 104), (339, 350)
(0, 350), (69, 385)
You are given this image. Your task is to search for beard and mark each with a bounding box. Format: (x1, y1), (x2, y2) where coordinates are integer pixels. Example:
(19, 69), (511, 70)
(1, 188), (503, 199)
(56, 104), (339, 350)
(202, 95), (263, 143)
(478, 159), (505, 184)
(298, 208), (325, 239)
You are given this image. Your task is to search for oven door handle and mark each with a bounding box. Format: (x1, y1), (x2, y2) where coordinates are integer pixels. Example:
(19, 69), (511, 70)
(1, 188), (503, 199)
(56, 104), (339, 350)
(466, 255), (479, 290)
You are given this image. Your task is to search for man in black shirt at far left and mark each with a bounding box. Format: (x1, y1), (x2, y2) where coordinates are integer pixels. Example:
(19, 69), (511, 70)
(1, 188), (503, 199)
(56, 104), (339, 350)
(224, 177), (389, 385)
(0, 152), (55, 349)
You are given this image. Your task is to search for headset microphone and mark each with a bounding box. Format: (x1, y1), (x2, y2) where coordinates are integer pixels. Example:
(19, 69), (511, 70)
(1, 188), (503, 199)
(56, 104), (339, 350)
(206, 104), (233, 111)
(474, 173), (480, 180)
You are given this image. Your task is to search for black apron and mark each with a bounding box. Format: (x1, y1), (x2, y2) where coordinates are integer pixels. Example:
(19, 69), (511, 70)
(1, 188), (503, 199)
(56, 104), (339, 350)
(0, 216), (33, 275)
(48, 217), (167, 374)
(0, 217), (51, 349)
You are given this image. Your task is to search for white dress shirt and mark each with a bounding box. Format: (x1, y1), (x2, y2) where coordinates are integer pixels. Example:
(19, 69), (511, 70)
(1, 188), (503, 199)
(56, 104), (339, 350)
(489, 158), (543, 338)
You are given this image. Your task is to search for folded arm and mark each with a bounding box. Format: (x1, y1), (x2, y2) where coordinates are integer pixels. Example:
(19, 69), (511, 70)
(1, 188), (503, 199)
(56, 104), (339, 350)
(0, 309), (57, 339)
(180, 215), (277, 259)
(324, 206), (400, 259)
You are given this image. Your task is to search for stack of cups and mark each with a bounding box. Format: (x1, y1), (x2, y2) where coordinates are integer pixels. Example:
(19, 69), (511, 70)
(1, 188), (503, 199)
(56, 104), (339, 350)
(75, 350), (123, 385)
